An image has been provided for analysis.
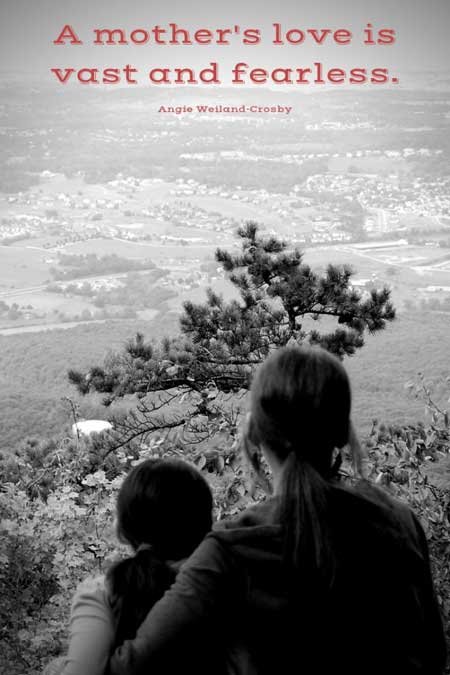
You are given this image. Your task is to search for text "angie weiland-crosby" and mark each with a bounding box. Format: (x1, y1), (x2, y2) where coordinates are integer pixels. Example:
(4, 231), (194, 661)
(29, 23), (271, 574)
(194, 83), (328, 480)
(158, 105), (293, 114)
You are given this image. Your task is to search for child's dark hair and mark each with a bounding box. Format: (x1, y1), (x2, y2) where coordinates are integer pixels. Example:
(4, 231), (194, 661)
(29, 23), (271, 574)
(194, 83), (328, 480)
(107, 458), (213, 646)
(246, 346), (351, 587)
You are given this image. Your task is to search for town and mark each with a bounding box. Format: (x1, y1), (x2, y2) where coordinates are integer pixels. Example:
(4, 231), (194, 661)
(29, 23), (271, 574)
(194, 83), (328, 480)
(0, 84), (449, 331)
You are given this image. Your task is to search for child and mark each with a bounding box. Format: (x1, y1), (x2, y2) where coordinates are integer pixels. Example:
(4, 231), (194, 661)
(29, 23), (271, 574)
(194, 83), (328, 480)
(45, 457), (213, 675)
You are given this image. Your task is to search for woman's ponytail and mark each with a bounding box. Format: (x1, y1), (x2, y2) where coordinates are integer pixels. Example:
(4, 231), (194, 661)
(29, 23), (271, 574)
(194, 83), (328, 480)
(107, 547), (175, 647)
(247, 346), (351, 590)
(279, 452), (335, 588)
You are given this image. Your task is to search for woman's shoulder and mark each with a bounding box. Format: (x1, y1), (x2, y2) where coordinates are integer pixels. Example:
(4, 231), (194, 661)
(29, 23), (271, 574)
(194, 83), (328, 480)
(216, 497), (279, 530)
(202, 484), (426, 569)
(332, 480), (416, 522)
(208, 498), (283, 565)
(329, 481), (426, 555)
(212, 498), (282, 542)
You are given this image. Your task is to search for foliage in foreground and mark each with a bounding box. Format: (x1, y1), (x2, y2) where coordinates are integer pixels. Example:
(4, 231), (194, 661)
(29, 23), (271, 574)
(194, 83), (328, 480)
(0, 389), (449, 675)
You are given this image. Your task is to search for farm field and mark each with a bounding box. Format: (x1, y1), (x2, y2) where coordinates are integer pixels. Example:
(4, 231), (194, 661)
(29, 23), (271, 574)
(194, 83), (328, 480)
(60, 238), (219, 263)
(327, 156), (409, 173)
(17, 176), (175, 206)
(304, 243), (450, 306)
(0, 245), (51, 290)
(1, 289), (96, 315)
(186, 194), (281, 225)
(116, 222), (234, 244)
(305, 243), (449, 270)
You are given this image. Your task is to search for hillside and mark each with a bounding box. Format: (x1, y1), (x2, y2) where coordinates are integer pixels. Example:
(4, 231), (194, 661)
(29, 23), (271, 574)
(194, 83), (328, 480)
(0, 309), (448, 452)
(347, 309), (450, 429)
(0, 315), (178, 452)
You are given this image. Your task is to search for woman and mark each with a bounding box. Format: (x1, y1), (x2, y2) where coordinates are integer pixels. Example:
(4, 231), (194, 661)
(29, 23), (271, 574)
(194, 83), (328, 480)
(46, 458), (216, 675)
(108, 346), (446, 675)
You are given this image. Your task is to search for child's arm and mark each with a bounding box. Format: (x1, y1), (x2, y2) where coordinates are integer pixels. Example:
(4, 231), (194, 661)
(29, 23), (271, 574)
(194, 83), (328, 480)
(108, 535), (237, 675)
(61, 576), (116, 675)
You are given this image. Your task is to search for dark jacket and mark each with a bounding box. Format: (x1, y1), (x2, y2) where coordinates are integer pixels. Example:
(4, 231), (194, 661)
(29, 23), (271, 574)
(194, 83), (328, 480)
(108, 483), (447, 675)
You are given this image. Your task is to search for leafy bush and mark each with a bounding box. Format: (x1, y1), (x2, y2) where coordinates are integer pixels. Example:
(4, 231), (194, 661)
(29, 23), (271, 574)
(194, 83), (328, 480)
(0, 448), (123, 674)
(364, 421), (450, 650)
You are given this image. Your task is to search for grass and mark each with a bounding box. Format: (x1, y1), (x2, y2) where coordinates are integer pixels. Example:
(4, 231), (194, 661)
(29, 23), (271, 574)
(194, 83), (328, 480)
(328, 157), (409, 173)
(0, 290), (96, 315)
(61, 239), (219, 263)
(0, 246), (51, 290)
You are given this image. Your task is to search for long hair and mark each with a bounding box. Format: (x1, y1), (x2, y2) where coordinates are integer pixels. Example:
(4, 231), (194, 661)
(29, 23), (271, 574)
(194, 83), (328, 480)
(107, 458), (213, 646)
(247, 346), (351, 588)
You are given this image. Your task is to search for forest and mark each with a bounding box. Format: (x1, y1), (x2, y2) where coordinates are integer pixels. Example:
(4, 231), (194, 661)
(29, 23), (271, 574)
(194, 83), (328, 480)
(49, 253), (158, 281)
(0, 315), (179, 452)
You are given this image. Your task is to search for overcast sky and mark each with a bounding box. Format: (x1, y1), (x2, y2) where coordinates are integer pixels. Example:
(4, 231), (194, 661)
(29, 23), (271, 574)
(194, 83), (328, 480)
(0, 0), (448, 84)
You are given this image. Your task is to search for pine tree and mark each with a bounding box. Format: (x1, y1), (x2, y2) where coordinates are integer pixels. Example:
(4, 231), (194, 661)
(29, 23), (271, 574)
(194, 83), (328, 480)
(68, 223), (395, 448)
(182, 221), (394, 363)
